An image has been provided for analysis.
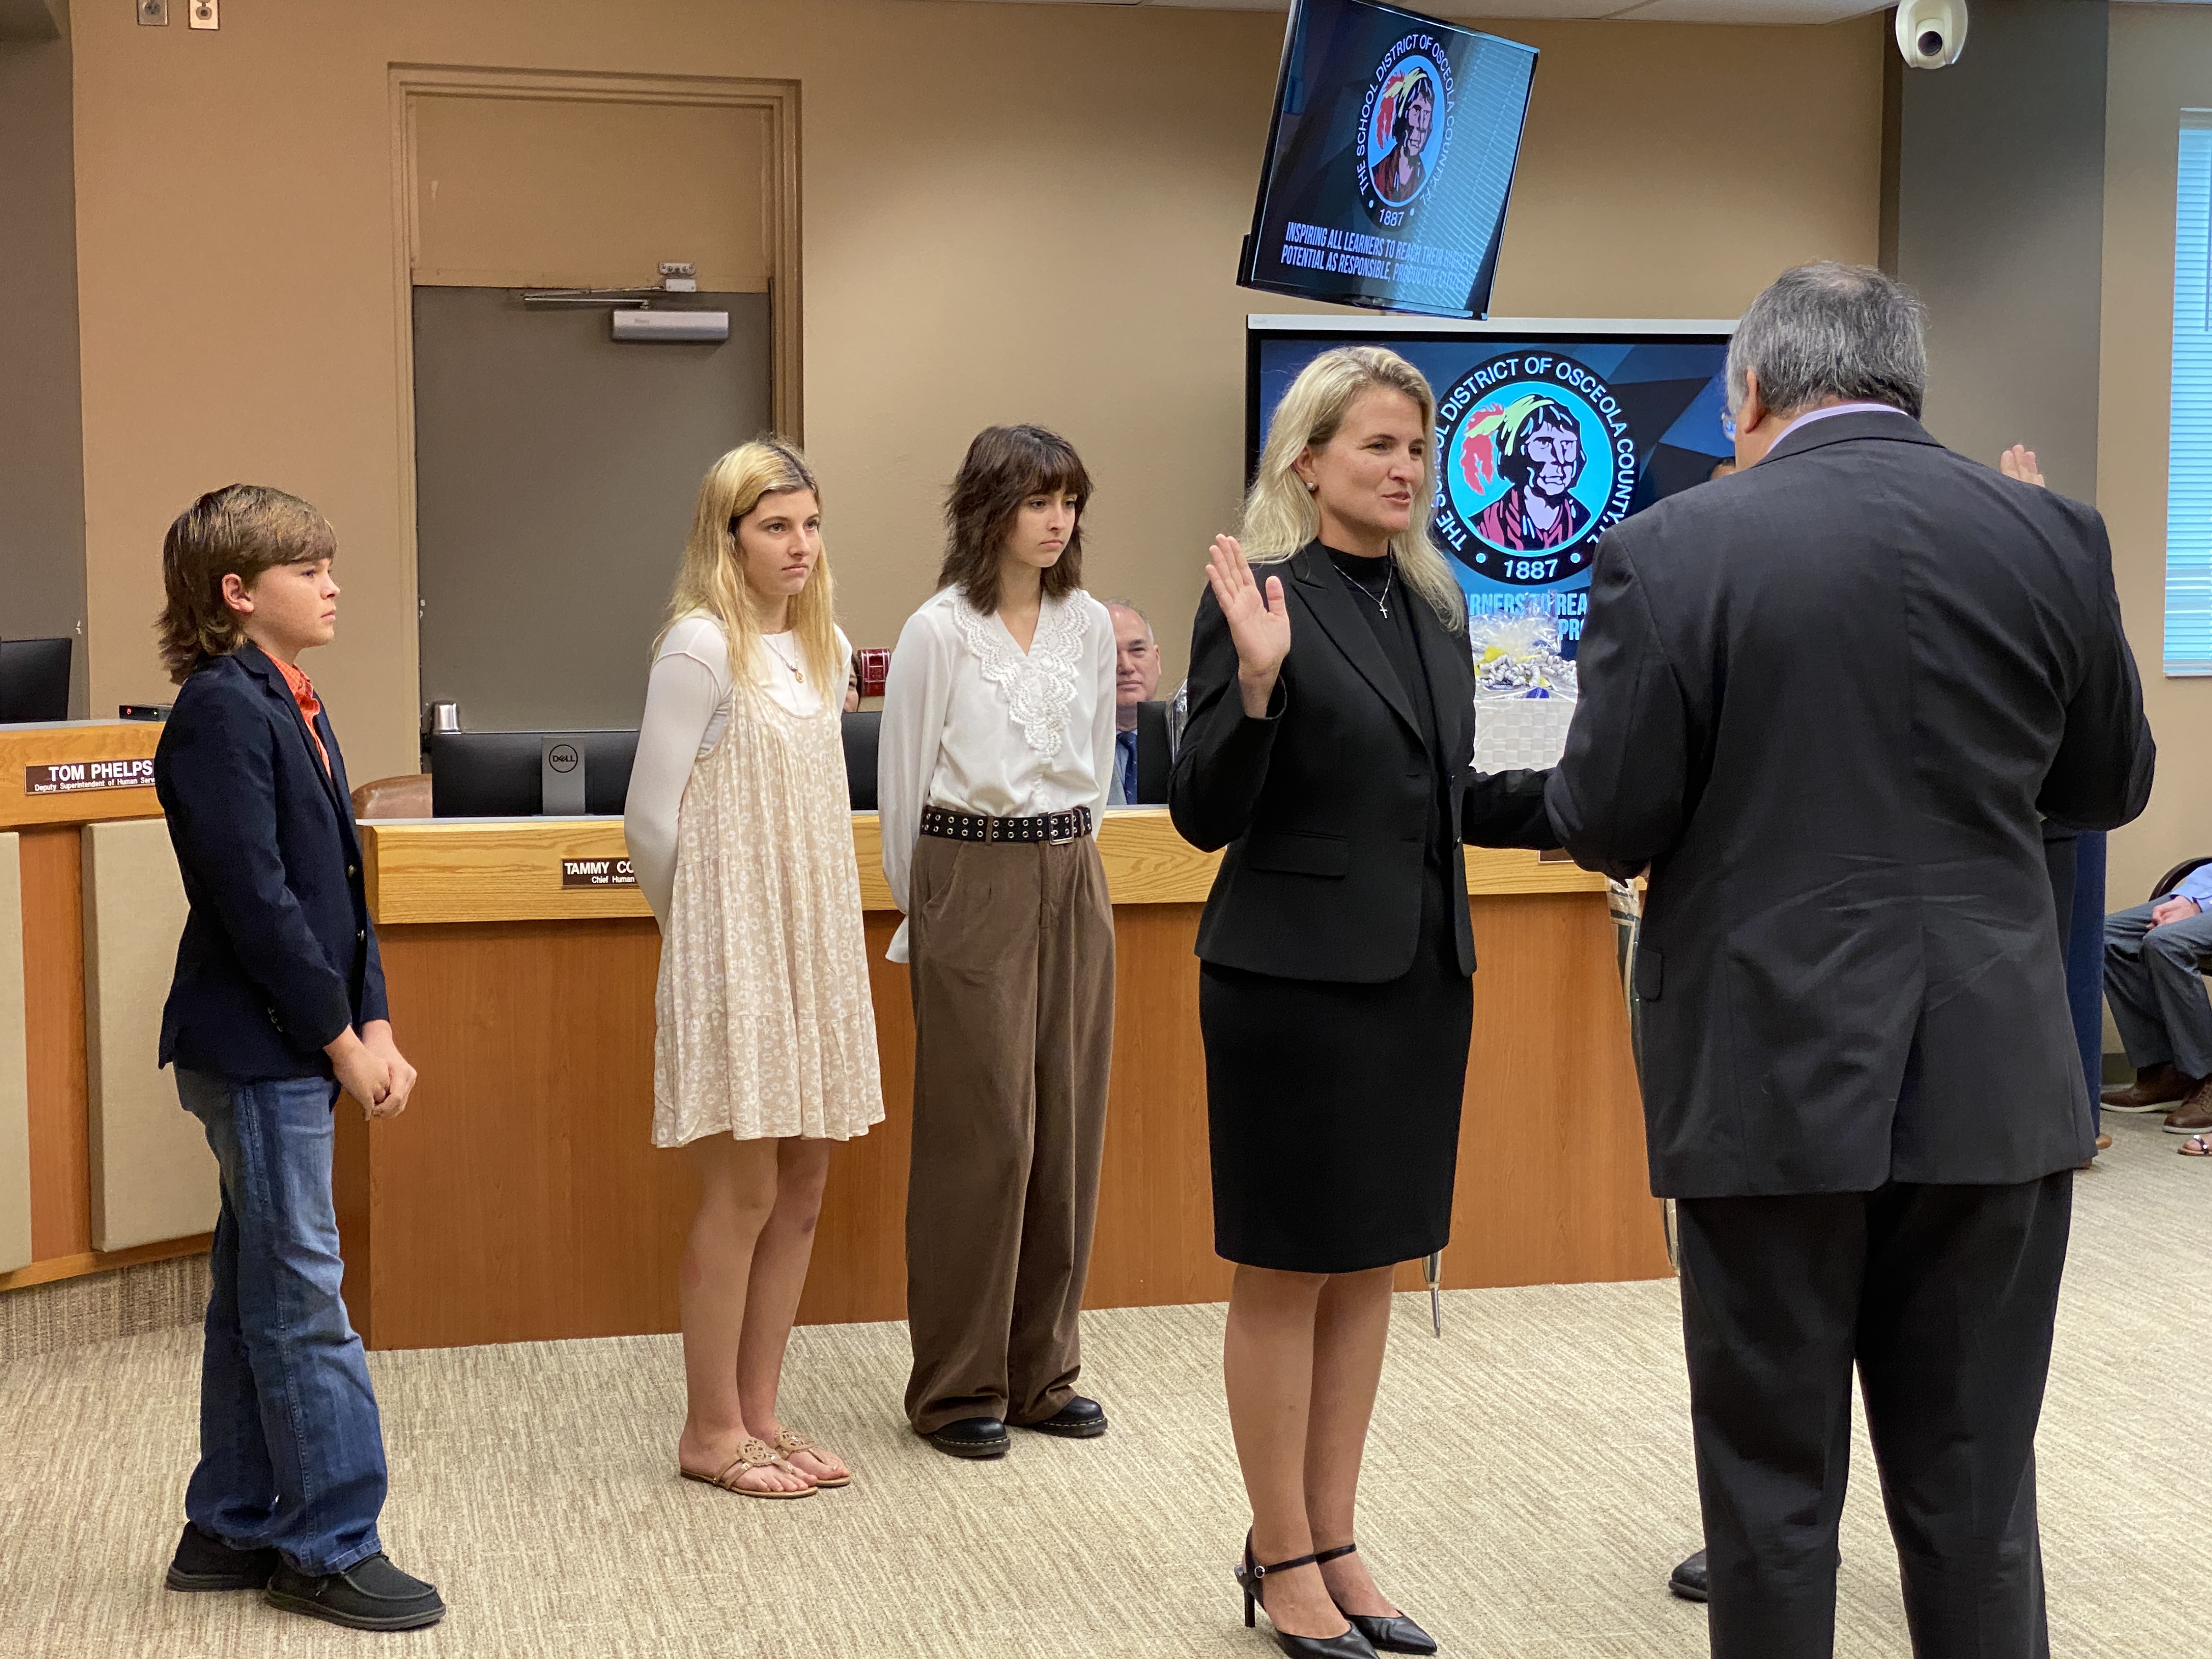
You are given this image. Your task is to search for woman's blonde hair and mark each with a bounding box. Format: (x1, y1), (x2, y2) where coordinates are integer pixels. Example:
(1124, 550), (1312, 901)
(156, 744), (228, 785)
(658, 438), (841, 692)
(1242, 346), (1464, 631)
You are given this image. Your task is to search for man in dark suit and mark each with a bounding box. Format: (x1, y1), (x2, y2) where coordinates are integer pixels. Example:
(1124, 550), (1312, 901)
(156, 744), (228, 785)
(1103, 599), (1172, 805)
(1547, 263), (2154, 1658)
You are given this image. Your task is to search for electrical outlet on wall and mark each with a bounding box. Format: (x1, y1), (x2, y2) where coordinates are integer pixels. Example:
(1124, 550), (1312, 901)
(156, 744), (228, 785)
(188, 0), (217, 27)
(138, 0), (168, 25)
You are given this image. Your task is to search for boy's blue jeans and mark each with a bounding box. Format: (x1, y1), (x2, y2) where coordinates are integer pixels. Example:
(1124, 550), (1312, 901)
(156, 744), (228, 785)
(176, 1068), (387, 1575)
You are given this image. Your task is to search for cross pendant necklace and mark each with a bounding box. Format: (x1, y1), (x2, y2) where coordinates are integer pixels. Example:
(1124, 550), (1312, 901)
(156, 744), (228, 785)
(1345, 560), (1395, 618)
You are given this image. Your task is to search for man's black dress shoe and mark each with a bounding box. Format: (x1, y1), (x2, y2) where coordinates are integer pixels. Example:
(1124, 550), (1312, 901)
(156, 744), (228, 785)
(1013, 1396), (1108, 1438)
(165, 1522), (278, 1592)
(921, 1415), (1011, 1458)
(1668, 1548), (1709, 1604)
(264, 1553), (446, 1631)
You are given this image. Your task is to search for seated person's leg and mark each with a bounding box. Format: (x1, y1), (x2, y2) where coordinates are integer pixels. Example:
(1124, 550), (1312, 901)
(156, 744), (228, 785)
(2102, 904), (2195, 1110)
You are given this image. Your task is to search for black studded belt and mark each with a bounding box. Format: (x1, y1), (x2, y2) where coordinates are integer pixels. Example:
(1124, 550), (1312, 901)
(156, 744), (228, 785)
(919, 805), (1093, 845)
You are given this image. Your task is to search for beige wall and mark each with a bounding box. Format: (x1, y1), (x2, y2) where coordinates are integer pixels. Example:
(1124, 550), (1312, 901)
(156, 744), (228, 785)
(2101, 4), (2212, 905)
(2, 28), (88, 715)
(68, 0), (1884, 783)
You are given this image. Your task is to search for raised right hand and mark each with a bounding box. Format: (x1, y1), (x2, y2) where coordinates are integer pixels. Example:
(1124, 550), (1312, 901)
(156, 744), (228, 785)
(1205, 535), (1290, 714)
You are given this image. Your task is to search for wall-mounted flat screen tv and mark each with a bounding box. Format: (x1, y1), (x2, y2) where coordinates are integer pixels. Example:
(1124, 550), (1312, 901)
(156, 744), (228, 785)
(1238, 0), (1538, 319)
(1248, 316), (1736, 656)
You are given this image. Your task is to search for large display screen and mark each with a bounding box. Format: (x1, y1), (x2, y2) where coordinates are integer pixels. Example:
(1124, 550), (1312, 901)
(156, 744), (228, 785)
(1248, 320), (1734, 657)
(1238, 0), (1538, 319)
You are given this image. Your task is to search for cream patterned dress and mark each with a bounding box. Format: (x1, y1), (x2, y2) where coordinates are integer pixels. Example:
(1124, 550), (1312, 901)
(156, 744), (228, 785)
(650, 635), (884, 1147)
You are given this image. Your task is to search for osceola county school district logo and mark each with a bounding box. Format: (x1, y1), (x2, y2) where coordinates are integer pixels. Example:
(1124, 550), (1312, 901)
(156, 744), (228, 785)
(1356, 35), (1455, 230)
(1435, 353), (1638, 588)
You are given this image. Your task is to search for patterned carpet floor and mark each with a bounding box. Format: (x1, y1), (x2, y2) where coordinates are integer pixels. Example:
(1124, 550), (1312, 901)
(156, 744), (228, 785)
(1, 1110), (2204, 1658)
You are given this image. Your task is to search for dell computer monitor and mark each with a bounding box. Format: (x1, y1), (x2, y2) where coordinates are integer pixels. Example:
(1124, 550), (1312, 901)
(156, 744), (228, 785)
(1248, 316), (1736, 656)
(0, 637), (72, 724)
(1238, 0), (1538, 320)
(430, 730), (640, 818)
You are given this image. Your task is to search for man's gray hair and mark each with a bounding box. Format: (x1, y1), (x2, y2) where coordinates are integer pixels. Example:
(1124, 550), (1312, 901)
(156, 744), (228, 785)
(1102, 598), (1153, 637)
(1725, 262), (1927, 421)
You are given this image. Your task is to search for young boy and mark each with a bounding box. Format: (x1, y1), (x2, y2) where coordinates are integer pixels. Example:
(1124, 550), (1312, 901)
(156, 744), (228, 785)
(153, 484), (444, 1632)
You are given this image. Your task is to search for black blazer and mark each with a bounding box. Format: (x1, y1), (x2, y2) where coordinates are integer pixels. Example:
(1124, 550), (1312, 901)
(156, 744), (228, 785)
(1171, 542), (1554, 981)
(1547, 411), (2155, 1199)
(155, 643), (387, 1081)
(1127, 700), (1172, 805)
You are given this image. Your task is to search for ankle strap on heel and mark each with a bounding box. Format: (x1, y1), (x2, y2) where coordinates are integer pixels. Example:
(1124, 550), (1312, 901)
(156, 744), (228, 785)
(1248, 1539), (1357, 1578)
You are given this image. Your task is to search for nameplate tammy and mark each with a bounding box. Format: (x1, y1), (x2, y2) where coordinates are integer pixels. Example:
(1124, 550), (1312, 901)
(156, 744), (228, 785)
(560, 857), (637, 888)
(24, 759), (156, 795)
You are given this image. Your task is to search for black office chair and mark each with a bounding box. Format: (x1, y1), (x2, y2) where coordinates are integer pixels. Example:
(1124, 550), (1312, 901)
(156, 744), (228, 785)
(841, 710), (879, 810)
(2151, 856), (2212, 902)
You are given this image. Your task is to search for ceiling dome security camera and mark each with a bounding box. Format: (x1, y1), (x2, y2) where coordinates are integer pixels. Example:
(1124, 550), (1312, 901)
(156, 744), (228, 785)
(1896, 0), (1968, 70)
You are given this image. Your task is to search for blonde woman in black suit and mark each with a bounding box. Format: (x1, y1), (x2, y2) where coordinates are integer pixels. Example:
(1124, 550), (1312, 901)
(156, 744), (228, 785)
(1172, 348), (1558, 1658)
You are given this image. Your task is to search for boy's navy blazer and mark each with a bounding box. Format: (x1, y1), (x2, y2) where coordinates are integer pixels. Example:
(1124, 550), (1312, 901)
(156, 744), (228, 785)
(155, 642), (386, 1081)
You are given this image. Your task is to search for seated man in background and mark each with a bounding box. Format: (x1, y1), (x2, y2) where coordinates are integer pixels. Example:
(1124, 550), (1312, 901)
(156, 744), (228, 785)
(2101, 860), (2212, 1133)
(1103, 598), (1170, 804)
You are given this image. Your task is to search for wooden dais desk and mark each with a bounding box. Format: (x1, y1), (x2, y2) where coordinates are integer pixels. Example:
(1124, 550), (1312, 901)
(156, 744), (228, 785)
(341, 811), (1668, 1350)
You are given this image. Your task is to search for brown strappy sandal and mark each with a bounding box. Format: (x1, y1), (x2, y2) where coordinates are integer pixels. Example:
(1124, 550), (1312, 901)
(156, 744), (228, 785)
(678, 1437), (816, 1499)
(771, 1428), (851, 1489)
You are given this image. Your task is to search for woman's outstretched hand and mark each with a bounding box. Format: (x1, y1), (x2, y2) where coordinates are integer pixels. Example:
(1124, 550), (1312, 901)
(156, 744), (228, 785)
(1205, 534), (1290, 718)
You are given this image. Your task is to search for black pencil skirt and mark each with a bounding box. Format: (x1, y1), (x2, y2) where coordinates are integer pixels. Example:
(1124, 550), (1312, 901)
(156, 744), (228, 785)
(1199, 873), (1473, 1274)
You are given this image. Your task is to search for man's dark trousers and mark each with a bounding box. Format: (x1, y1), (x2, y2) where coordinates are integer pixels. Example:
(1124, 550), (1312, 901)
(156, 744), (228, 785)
(1678, 1176), (2072, 1659)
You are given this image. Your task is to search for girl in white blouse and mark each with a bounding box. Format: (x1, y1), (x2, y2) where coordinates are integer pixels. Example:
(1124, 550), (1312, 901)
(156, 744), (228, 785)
(877, 425), (1118, 1459)
(624, 440), (883, 1499)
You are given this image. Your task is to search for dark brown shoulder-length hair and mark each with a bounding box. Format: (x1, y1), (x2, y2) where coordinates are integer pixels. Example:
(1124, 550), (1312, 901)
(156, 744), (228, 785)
(936, 425), (1093, 614)
(155, 484), (338, 685)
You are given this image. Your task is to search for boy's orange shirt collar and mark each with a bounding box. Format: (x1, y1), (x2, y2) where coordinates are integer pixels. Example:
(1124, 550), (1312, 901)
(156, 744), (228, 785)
(269, 653), (331, 776)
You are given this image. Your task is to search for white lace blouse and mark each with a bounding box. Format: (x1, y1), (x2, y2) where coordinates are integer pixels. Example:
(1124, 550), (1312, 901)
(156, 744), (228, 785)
(877, 586), (1118, 961)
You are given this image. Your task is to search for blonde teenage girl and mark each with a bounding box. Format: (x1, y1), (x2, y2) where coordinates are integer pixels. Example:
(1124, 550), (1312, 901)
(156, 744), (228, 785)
(624, 439), (883, 1498)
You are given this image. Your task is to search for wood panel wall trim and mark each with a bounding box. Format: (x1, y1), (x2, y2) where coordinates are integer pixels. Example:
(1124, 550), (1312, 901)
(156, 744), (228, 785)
(386, 65), (804, 733)
(0, 723), (162, 831)
(0, 1231), (212, 1295)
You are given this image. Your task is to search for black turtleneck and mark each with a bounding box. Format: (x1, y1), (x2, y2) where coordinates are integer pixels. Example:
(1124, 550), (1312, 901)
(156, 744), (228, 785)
(1324, 545), (1453, 871)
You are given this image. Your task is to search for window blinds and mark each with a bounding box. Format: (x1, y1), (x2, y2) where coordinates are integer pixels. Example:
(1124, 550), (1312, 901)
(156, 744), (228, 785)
(2165, 118), (2212, 675)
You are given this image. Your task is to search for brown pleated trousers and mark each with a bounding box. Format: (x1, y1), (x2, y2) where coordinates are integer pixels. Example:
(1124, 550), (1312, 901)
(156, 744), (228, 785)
(903, 831), (1114, 1434)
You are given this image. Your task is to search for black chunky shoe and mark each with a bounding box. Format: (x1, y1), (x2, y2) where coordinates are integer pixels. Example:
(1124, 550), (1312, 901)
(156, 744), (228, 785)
(165, 1522), (278, 1592)
(1314, 1542), (1437, 1655)
(921, 1415), (1010, 1459)
(1013, 1396), (1108, 1438)
(1233, 1532), (1380, 1659)
(1668, 1548), (1709, 1603)
(264, 1553), (446, 1631)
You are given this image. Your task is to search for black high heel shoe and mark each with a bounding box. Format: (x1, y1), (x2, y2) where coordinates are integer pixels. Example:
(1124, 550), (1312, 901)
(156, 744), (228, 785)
(1312, 1542), (1437, 1656)
(1233, 1532), (1380, 1658)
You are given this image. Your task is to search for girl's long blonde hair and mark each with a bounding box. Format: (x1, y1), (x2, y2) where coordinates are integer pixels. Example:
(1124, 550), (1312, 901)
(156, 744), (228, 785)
(1243, 346), (1465, 631)
(658, 438), (842, 692)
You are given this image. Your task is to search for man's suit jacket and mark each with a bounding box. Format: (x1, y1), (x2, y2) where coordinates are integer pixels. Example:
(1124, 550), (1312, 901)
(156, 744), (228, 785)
(1172, 541), (1553, 982)
(1132, 699), (1172, 805)
(156, 642), (387, 1081)
(1547, 411), (2154, 1198)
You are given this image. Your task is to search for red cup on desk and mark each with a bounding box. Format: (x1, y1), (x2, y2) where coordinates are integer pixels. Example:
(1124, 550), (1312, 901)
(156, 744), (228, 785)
(855, 647), (890, 700)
